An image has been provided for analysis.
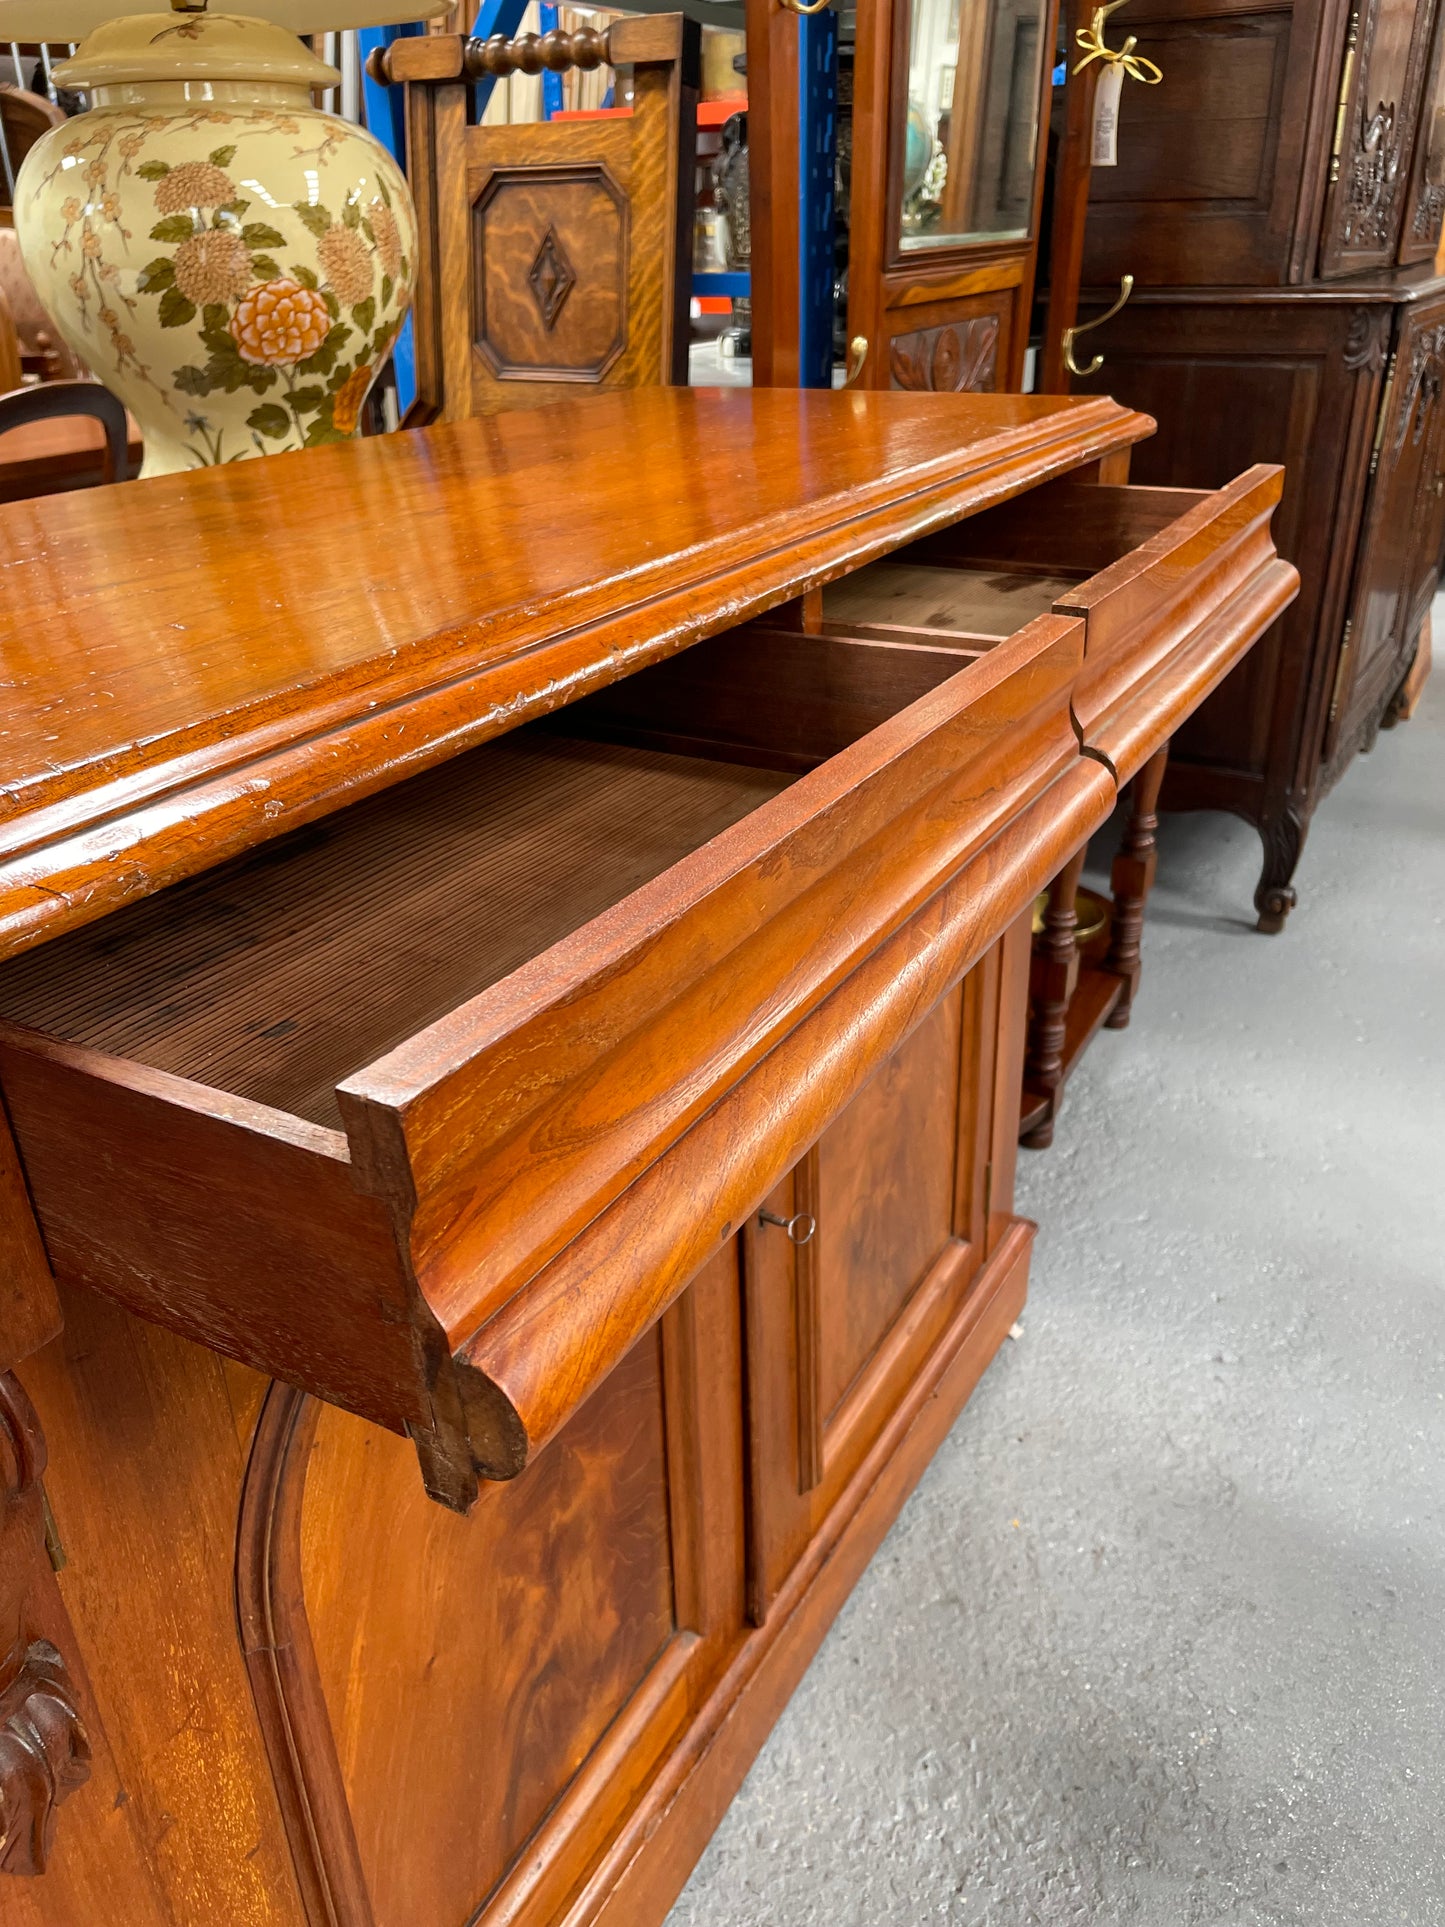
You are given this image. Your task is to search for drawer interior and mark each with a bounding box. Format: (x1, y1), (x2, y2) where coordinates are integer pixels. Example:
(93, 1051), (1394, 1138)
(822, 563), (1082, 647)
(0, 733), (793, 1129)
(823, 479), (1212, 650)
(0, 628), (978, 1131)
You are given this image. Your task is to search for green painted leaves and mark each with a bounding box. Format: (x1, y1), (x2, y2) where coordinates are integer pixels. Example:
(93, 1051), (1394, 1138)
(247, 403), (291, 440)
(150, 213), (199, 244)
(292, 202), (333, 242)
(158, 287), (197, 329)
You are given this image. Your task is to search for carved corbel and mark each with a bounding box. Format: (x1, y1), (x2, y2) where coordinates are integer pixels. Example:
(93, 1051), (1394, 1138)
(0, 1374), (92, 1877)
(0, 1638), (92, 1875)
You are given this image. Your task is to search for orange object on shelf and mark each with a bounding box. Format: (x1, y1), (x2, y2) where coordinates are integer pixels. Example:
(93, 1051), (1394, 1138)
(552, 95), (745, 126)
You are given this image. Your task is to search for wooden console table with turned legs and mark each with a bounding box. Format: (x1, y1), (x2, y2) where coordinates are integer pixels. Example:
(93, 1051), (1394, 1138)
(0, 390), (1293, 1927)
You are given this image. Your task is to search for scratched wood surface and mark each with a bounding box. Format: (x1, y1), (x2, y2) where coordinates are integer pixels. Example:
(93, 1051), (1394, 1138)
(0, 387), (1149, 962)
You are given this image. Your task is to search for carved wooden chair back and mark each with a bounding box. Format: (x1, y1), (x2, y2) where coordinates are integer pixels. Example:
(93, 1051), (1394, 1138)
(372, 16), (700, 424)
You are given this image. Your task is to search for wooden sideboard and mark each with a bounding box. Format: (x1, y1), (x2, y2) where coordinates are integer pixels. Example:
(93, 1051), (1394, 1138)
(1071, 0), (1445, 927)
(0, 389), (1295, 1926)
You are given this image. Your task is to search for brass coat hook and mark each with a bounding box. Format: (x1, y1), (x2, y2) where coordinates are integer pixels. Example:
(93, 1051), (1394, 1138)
(1072, 0), (1163, 83)
(1061, 274), (1134, 379)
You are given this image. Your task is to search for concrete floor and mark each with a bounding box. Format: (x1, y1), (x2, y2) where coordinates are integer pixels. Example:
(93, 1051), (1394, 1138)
(667, 662), (1445, 1925)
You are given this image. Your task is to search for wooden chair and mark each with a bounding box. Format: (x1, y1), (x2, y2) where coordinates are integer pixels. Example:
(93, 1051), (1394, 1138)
(0, 221), (86, 380)
(0, 84), (66, 209)
(369, 15), (700, 423)
(1020, 744), (1170, 1149)
(0, 379), (132, 497)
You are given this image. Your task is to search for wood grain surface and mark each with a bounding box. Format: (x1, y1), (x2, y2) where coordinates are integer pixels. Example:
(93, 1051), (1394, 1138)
(0, 388), (1148, 962)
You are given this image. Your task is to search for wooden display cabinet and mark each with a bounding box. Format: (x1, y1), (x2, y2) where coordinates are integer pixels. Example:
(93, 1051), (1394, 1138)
(0, 389), (1293, 1924)
(746, 0), (1061, 390)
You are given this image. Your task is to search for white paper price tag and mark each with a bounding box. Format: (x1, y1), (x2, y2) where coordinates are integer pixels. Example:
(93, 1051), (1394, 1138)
(1092, 61), (1125, 166)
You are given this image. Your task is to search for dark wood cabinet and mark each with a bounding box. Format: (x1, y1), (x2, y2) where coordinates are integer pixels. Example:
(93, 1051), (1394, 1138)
(1072, 0), (1442, 926)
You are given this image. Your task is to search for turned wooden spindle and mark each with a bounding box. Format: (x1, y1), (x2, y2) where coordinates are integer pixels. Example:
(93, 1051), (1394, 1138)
(465, 25), (612, 77)
(366, 26), (613, 84)
(1021, 842), (1089, 1149)
(1103, 742), (1169, 1029)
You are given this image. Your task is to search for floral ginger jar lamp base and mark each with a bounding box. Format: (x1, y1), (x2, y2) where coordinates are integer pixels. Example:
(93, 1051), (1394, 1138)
(14, 7), (417, 476)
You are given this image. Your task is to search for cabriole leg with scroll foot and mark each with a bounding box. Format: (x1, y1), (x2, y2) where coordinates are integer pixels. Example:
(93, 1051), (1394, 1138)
(1254, 803), (1307, 934)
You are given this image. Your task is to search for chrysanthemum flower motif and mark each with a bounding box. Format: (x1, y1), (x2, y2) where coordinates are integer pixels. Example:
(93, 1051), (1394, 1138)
(154, 161), (236, 214)
(318, 223), (373, 307)
(369, 198), (403, 279)
(232, 278), (332, 366)
(174, 228), (252, 306)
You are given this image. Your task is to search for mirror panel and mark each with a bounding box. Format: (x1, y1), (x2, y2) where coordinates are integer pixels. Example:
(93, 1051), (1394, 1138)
(897, 0), (1050, 251)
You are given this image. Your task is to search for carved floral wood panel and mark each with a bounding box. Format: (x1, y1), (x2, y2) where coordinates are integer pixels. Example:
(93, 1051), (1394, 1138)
(888, 316), (1000, 393)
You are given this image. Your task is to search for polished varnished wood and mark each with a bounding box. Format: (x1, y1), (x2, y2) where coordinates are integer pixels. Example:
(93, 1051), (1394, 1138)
(0, 388), (1147, 964)
(0, 389), (1292, 1926)
(7, 1288), (307, 1927)
(385, 18), (698, 421)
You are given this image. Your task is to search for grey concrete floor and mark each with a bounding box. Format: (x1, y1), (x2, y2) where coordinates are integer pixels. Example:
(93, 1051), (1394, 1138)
(667, 658), (1445, 1925)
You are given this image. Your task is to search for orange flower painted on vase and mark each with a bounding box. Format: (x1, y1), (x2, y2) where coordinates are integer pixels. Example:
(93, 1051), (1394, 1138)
(232, 278), (331, 367)
(331, 362), (373, 435)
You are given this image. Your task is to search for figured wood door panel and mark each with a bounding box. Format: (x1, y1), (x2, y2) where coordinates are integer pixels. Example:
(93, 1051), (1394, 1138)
(814, 991), (964, 1424)
(299, 1248), (744, 1927)
(747, 954), (1004, 1618)
(1319, 0), (1437, 275)
(1326, 297), (1445, 759)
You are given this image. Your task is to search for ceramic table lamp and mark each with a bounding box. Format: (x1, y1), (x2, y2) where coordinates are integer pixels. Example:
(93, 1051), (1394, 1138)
(5, 0), (448, 474)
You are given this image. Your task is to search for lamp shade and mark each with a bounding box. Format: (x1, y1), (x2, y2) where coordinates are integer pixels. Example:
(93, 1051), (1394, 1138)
(0, 0), (452, 33)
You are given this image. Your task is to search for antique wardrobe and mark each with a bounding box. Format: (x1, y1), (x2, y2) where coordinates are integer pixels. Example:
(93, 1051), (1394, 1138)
(1071, 0), (1445, 926)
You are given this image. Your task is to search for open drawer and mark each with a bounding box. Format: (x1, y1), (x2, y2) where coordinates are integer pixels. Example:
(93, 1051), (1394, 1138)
(0, 616), (1113, 1510)
(824, 466), (1300, 781)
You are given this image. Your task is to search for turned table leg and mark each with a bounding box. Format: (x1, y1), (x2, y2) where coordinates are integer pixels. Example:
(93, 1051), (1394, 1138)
(1021, 842), (1088, 1150)
(1104, 744), (1169, 1029)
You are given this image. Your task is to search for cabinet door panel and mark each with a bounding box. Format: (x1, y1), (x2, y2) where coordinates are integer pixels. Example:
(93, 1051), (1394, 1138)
(815, 991), (963, 1422)
(1327, 299), (1445, 760)
(299, 1249), (746, 1927)
(747, 944), (1011, 1618)
(1319, 0), (1437, 276)
(1398, 0), (1445, 260)
(1082, 0), (1331, 287)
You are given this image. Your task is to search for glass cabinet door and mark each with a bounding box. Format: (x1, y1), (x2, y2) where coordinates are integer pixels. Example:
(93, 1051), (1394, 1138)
(897, 0), (1051, 251)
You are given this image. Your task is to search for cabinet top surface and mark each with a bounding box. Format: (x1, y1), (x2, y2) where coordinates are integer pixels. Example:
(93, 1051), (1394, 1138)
(0, 386), (1146, 959)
